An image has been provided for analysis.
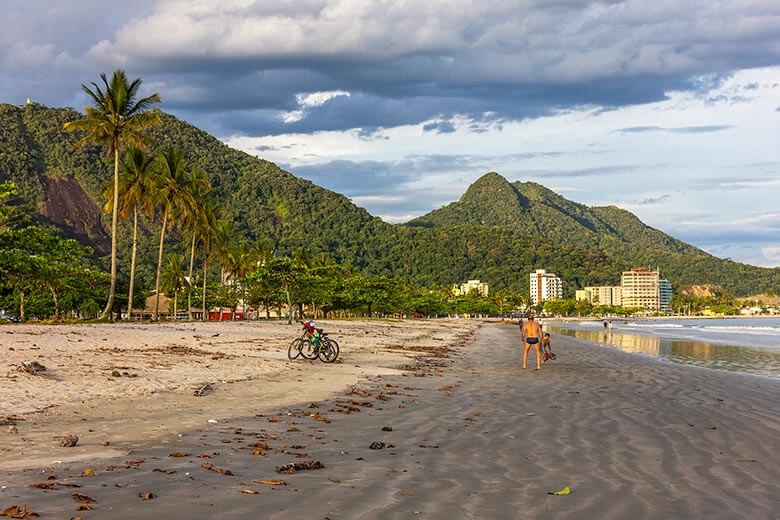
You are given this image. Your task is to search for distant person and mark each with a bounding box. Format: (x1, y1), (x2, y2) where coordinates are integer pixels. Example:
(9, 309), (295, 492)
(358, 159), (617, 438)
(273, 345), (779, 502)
(541, 333), (556, 364)
(522, 314), (544, 370)
(518, 317), (524, 342)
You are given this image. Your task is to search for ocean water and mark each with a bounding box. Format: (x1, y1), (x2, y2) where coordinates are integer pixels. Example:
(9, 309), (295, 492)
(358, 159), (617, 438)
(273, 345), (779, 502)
(549, 317), (780, 379)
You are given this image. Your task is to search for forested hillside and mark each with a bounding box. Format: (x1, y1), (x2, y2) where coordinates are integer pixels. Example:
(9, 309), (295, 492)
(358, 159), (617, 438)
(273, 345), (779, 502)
(1, 102), (778, 296)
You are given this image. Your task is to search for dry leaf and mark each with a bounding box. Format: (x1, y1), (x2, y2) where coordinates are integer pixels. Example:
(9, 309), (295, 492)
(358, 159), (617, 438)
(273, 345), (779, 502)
(252, 449), (266, 456)
(168, 451), (188, 458)
(81, 468), (96, 477)
(254, 479), (287, 486)
(201, 463), (214, 470)
(1, 505), (39, 518)
(76, 504), (94, 512)
(215, 467), (234, 476)
(138, 492), (156, 500)
(152, 468), (177, 475)
(29, 481), (57, 490)
(240, 489), (258, 494)
(70, 493), (95, 504)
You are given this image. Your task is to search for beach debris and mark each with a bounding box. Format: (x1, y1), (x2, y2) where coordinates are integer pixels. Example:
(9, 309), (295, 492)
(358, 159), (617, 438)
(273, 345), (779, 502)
(0, 417), (22, 427)
(207, 419), (218, 424)
(418, 444), (439, 448)
(138, 492), (156, 501)
(240, 489), (258, 494)
(381, 426), (393, 432)
(547, 486), (572, 496)
(276, 460), (325, 474)
(1, 505), (39, 518)
(70, 493), (95, 504)
(100, 441), (110, 446)
(194, 383), (213, 397)
(526, 412), (536, 417)
(369, 441), (388, 450)
(327, 476), (341, 484)
(111, 370), (121, 377)
(18, 362), (46, 375)
(81, 468), (96, 477)
(29, 482), (57, 490)
(255, 479), (287, 486)
(60, 435), (79, 448)
(168, 451), (189, 458)
(5, 426), (18, 434)
(152, 468), (177, 474)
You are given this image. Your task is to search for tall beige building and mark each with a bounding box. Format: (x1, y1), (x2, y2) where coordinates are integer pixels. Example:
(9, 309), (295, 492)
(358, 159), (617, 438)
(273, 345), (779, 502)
(576, 286), (622, 306)
(529, 269), (563, 304)
(453, 279), (489, 297)
(621, 268), (661, 311)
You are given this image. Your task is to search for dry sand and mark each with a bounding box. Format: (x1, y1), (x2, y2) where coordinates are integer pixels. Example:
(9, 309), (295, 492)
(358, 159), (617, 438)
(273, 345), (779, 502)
(0, 319), (475, 470)
(1, 321), (779, 519)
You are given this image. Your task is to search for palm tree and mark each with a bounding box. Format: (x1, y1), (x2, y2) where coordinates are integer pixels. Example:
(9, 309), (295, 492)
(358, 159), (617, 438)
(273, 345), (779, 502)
(179, 169), (211, 321)
(223, 242), (255, 320)
(161, 253), (187, 319)
(211, 219), (236, 321)
(64, 70), (161, 320)
(152, 146), (195, 320)
(103, 147), (157, 319)
(197, 201), (217, 322)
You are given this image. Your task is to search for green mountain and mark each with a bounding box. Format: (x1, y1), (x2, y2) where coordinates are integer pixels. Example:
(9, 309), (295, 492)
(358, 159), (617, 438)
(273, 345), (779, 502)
(1, 102), (778, 296)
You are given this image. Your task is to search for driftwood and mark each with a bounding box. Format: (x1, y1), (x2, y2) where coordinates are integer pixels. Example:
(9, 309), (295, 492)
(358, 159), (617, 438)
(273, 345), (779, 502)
(18, 361), (47, 375)
(194, 383), (214, 397)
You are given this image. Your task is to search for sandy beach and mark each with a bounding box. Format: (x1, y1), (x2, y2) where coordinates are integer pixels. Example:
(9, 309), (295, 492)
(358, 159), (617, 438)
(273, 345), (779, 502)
(2, 321), (779, 519)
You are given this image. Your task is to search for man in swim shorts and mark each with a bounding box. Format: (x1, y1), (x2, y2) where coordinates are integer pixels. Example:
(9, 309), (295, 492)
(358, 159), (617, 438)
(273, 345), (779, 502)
(522, 314), (544, 370)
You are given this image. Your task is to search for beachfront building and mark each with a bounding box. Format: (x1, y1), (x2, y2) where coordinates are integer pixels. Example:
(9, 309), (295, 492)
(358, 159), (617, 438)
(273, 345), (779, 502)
(529, 269), (563, 305)
(452, 279), (489, 297)
(621, 267), (666, 312)
(660, 279), (673, 313)
(576, 286), (622, 306)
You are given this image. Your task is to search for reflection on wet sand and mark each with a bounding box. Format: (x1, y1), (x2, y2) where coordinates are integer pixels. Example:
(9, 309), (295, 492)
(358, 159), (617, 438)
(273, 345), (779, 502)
(549, 326), (780, 379)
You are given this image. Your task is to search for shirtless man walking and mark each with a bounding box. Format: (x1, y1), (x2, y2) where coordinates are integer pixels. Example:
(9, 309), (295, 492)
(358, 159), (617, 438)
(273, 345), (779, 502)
(522, 314), (544, 370)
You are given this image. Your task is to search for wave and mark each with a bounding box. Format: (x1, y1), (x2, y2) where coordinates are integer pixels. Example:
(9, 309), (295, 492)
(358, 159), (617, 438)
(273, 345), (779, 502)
(625, 322), (780, 336)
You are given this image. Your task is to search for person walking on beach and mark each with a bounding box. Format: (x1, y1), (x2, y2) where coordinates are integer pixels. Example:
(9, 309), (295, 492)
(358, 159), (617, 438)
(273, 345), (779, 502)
(522, 314), (544, 370)
(518, 316), (525, 343)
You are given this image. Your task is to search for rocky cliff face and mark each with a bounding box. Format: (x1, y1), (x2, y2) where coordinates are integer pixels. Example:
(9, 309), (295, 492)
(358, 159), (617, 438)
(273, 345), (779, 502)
(39, 176), (110, 255)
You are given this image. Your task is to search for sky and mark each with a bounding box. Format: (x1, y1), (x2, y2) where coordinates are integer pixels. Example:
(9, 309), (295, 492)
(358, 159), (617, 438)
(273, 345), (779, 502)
(2, 0), (779, 267)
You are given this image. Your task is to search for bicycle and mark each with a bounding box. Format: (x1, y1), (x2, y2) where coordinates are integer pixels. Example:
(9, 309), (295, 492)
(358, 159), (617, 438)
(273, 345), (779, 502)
(288, 323), (340, 363)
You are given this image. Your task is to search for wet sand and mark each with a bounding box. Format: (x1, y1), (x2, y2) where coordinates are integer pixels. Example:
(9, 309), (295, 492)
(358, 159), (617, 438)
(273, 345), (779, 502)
(2, 322), (779, 519)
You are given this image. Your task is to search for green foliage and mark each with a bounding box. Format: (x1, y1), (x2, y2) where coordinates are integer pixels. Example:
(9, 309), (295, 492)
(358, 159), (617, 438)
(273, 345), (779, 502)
(0, 184), (108, 320)
(3, 101), (779, 301)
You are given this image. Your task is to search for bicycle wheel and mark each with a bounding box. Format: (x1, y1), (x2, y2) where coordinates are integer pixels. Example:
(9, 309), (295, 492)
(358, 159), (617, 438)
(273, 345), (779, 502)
(288, 338), (303, 360)
(318, 338), (340, 363)
(300, 339), (318, 360)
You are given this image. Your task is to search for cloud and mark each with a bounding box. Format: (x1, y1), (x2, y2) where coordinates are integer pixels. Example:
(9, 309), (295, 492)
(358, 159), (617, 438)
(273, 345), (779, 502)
(636, 194), (670, 205)
(691, 176), (780, 191)
(4, 0), (780, 136)
(422, 120), (456, 133)
(761, 245), (780, 264)
(616, 125), (735, 134)
(522, 163), (668, 179)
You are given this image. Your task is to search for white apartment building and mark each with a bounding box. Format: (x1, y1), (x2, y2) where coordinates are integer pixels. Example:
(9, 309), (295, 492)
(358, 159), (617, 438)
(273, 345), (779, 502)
(530, 269), (563, 305)
(453, 279), (489, 297)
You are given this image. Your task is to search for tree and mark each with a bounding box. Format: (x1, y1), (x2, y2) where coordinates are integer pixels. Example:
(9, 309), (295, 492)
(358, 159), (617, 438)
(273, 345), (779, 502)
(151, 146), (195, 320)
(63, 70), (161, 320)
(104, 147), (157, 318)
(179, 169), (211, 321)
(161, 253), (187, 319)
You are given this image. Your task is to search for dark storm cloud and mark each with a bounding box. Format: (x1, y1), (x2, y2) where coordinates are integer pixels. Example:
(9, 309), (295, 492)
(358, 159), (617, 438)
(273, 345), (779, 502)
(616, 125), (735, 134)
(3, 0), (779, 137)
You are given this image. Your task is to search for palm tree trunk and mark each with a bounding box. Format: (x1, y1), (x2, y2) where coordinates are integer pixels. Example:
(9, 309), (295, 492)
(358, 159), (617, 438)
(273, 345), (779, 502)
(202, 258), (208, 322)
(286, 288), (292, 325)
(100, 147), (120, 321)
(187, 231), (196, 320)
(173, 290), (178, 319)
(48, 285), (60, 320)
(127, 207), (139, 320)
(154, 207), (169, 321)
(19, 290), (25, 322)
